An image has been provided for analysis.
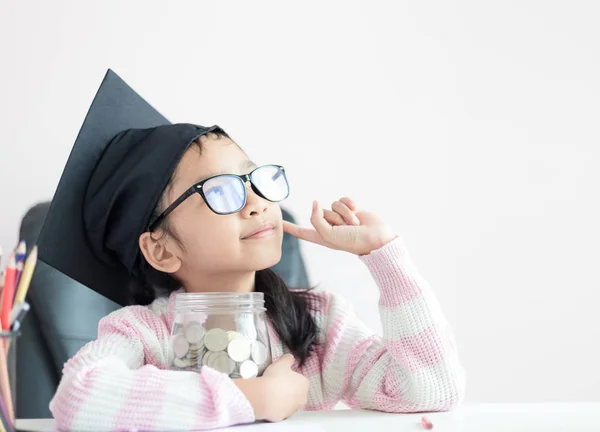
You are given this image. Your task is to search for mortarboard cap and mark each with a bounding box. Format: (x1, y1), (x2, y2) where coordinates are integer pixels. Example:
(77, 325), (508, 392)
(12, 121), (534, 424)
(37, 69), (224, 306)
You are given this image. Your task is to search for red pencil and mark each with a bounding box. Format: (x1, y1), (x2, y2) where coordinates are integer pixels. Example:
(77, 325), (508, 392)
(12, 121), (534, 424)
(0, 254), (16, 331)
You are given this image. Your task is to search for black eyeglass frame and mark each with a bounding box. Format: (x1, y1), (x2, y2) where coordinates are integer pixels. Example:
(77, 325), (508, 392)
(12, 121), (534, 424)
(147, 164), (289, 230)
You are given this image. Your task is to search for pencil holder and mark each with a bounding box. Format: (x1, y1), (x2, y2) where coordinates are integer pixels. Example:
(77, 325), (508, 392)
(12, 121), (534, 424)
(0, 330), (19, 424)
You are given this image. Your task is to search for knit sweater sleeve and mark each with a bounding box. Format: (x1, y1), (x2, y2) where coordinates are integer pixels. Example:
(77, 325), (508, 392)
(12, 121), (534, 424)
(49, 305), (255, 431)
(310, 236), (466, 412)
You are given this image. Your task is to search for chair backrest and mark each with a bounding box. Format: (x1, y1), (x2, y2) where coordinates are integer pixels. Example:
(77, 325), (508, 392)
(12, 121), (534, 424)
(16, 201), (309, 419)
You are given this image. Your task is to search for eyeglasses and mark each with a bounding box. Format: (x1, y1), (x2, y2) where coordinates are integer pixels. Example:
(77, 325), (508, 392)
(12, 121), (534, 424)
(148, 164), (290, 230)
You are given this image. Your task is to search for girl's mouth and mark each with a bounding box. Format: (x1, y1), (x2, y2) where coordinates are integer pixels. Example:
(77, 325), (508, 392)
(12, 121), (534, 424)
(242, 226), (275, 240)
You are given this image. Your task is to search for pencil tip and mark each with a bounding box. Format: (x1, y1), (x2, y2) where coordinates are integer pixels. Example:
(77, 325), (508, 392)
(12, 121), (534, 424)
(16, 240), (27, 254)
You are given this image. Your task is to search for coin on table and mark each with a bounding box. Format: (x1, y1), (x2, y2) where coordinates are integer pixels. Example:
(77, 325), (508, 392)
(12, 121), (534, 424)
(227, 337), (252, 362)
(209, 351), (236, 375)
(251, 340), (268, 365)
(239, 360), (259, 379)
(204, 328), (229, 351)
(184, 321), (206, 345)
(172, 334), (190, 358)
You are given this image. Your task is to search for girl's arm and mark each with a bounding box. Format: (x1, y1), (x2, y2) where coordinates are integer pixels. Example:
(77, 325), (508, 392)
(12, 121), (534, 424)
(308, 236), (466, 412)
(284, 198), (465, 412)
(49, 306), (255, 431)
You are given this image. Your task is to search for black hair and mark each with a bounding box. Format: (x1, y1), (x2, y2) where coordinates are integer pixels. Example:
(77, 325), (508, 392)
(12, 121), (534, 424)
(129, 132), (319, 365)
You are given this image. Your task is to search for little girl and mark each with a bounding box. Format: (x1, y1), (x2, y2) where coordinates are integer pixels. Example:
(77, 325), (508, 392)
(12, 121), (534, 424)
(40, 70), (465, 431)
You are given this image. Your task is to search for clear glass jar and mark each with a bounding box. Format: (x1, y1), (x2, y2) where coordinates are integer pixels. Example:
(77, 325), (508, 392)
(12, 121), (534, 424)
(169, 292), (272, 379)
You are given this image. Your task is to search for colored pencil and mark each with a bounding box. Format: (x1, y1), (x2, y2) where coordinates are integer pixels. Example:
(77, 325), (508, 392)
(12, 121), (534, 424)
(0, 336), (13, 425)
(10, 263), (22, 307)
(0, 389), (12, 432)
(0, 257), (16, 331)
(12, 242), (26, 296)
(14, 246), (37, 306)
(13, 242), (25, 263)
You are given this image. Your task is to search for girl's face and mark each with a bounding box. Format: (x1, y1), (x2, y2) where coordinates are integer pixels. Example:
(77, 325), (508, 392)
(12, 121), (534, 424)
(140, 134), (284, 292)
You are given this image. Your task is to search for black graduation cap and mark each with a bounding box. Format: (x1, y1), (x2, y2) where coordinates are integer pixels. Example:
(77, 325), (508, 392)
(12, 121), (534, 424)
(37, 69), (224, 306)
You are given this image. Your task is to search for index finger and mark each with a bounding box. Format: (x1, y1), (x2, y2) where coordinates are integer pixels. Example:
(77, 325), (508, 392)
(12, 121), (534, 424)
(282, 220), (325, 246)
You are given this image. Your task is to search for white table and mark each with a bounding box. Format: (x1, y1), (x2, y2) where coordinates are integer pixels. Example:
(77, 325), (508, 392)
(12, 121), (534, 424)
(15, 403), (600, 431)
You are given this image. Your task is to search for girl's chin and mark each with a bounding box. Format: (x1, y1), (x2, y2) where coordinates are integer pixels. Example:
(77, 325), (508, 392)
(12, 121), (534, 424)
(248, 248), (283, 271)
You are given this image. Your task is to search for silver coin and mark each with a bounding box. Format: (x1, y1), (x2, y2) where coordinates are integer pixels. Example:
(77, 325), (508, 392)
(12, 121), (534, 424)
(173, 357), (191, 369)
(204, 328), (229, 352)
(192, 347), (207, 366)
(189, 344), (204, 354)
(206, 351), (220, 367)
(227, 338), (252, 362)
(251, 340), (268, 365)
(172, 335), (190, 358)
(188, 346), (205, 362)
(227, 330), (243, 341)
(209, 351), (236, 375)
(239, 360), (259, 379)
(191, 337), (206, 349)
(184, 321), (206, 345)
(202, 350), (215, 366)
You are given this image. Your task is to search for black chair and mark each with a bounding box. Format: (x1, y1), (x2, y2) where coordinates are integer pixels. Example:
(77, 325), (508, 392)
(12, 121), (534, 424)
(16, 201), (309, 419)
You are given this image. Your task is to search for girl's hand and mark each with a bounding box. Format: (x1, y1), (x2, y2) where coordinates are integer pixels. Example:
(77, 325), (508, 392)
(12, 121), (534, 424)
(282, 197), (397, 256)
(235, 354), (309, 422)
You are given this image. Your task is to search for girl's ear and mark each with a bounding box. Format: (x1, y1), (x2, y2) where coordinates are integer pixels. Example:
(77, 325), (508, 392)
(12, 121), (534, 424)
(139, 231), (182, 274)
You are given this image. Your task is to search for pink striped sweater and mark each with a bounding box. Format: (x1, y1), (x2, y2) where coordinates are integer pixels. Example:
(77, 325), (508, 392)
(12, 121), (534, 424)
(49, 237), (466, 430)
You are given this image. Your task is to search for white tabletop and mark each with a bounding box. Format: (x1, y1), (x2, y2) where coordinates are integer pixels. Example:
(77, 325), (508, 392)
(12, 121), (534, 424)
(15, 403), (600, 431)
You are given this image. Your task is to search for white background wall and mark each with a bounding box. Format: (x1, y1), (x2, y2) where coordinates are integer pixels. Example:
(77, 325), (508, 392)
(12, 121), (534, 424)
(1, 0), (599, 402)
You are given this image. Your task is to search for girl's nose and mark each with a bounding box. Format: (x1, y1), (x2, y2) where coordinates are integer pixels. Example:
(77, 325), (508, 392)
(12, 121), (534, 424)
(240, 181), (268, 217)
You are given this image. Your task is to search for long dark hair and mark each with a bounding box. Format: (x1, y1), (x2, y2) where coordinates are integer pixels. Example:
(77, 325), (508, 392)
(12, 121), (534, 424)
(129, 132), (319, 365)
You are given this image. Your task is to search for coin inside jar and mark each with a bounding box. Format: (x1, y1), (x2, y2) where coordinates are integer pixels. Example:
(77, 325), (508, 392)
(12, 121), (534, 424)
(184, 321), (205, 345)
(204, 328), (229, 351)
(227, 330), (243, 341)
(202, 350), (215, 366)
(188, 345), (204, 361)
(251, 340), (268, 365)
(227, 337), (252, 362)
(210, 351), (236, 375)
(173, 357), (192, 369)
(172, 334), (190, 358)
(239, 360), (259, 379)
